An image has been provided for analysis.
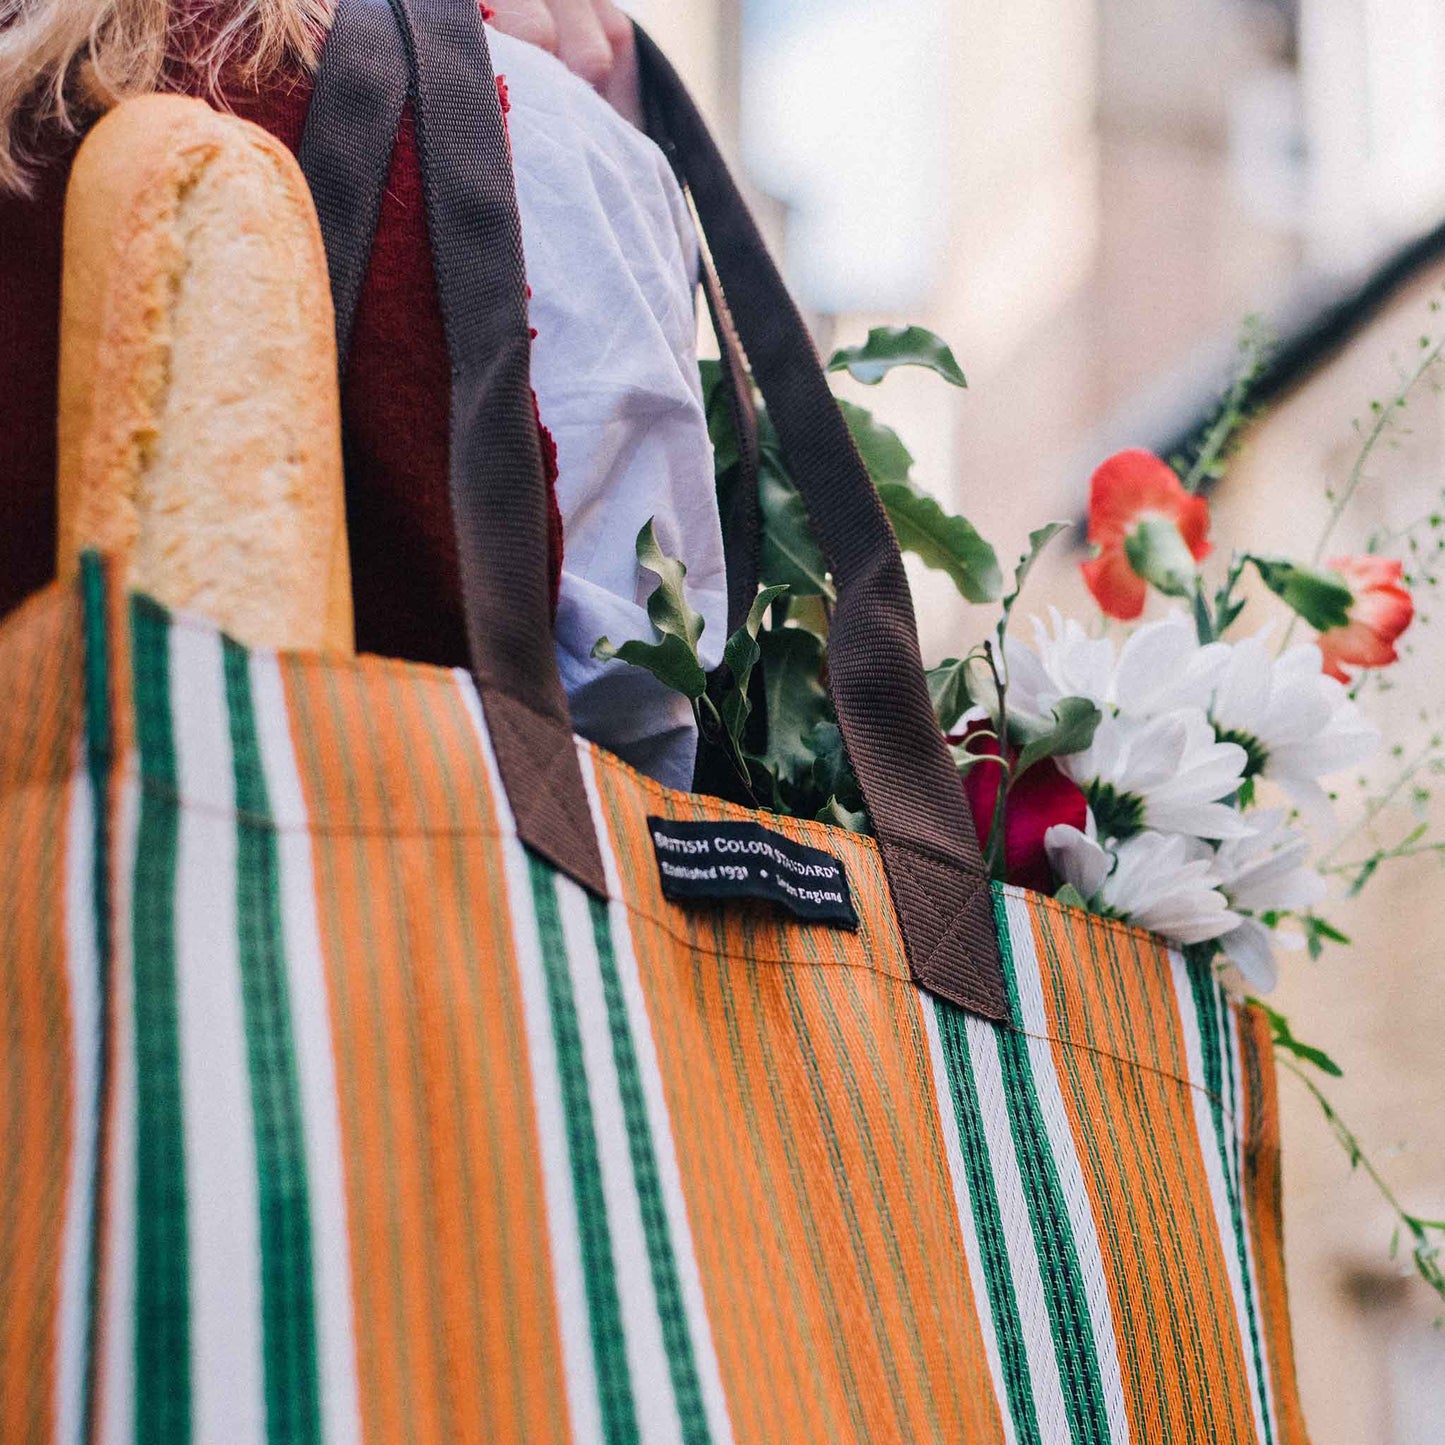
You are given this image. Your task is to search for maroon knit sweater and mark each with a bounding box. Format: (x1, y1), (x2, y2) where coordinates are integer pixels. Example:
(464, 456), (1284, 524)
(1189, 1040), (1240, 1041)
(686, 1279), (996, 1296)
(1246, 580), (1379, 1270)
(0, 59), (564, 663)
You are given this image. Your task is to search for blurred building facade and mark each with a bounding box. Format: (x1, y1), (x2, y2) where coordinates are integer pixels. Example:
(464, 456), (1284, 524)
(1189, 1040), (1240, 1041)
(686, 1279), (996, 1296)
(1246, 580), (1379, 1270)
(625, 3), (1445, 1441)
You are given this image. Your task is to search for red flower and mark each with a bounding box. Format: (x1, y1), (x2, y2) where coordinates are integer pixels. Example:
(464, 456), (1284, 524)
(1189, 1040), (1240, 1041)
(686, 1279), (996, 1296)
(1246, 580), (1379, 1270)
(957, 722), (1088, 893)
(1316, 555), (1414, 682)
(1080, 449), (1212, 620)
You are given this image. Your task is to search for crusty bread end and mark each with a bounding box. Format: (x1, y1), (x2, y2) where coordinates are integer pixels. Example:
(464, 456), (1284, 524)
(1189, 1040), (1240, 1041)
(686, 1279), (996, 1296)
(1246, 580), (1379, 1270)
(58, 94), (353, 653)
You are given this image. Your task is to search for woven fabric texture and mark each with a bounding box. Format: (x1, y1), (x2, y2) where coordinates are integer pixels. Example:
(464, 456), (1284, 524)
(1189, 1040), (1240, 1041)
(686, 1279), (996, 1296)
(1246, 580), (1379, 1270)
(0, 564), (1307, 1444)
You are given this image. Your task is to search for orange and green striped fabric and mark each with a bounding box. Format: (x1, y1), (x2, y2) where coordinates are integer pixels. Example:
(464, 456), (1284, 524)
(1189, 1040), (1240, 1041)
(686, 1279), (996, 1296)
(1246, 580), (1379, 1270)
(0, 560), (1308, 1444)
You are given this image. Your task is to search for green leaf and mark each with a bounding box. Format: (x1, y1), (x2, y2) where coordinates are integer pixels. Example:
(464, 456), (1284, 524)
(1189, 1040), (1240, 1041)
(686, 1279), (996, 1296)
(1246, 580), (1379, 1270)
(927, 657), (974, 731)
(636, 519), (707, 650)
(1248, 555), (1354, 632)
(1000, 522), (1068, 639)
(759, 626), (832, 780)
(592, 520), (711, 703)
(837, 399), (914, 485)
(826, 325), (968, 388)
(759, 459), (834, 598)
(1123, 516), (1199, 598)
(718, 584), (789, 751)
(807, 721), (865, 814)
(1055, 883), (1092, 911)
(697, 358), (739, 470)
(815, 795), (869, 832)
(1012, 696), (1102, 777)
(1255, 1000), (1345, 1078)
(876, 479), (1002, 602)
(592, 633), (708, 701)
(1303, 913), (1351, 960)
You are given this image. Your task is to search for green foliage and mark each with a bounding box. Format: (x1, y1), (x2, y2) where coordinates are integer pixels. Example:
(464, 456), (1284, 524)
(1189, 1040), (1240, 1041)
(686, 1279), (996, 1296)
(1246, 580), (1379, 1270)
(758, 461), (834, 598)
(1055, 882), (1092, 911)
(1124, 516), (1198, 598)
(592, 520), (709, 701)
(1280, 1057), (1445, 1312)
(719, 585), (790, 757)
(639, 519), (706, 650)
(837, 397), (915, 483)
(927, 656), (975, 732)
(1000, 523), (1069, 646)
(1303, 914), (1351, 960)
(758, 626), (831, 779)
(1254, 1000), (1344, 1078)
(876, 480), (1003, 602)
(1011, 696), (1102, 778)
(827, 325), (968, 387)
(1248, 555), (1354, 632)
(1173, 314), (1274, 494)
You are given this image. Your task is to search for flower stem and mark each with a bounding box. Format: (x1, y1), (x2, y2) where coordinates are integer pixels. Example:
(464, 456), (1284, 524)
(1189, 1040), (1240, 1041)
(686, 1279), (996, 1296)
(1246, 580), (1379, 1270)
(1318, 737), (1441, 867)
(1279, 333), (1445, 653)
(1310, 336), (1445, 568)
(1279, 1057), (1445, 1306)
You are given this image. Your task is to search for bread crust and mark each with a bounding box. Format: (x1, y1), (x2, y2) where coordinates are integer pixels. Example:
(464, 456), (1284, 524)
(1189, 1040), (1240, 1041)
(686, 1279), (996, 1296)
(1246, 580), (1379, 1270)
(58, 94), (353, 652)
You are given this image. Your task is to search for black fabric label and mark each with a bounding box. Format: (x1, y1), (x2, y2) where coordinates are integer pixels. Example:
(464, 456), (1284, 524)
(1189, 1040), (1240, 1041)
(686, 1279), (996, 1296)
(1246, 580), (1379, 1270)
(647, 816), (858, 928)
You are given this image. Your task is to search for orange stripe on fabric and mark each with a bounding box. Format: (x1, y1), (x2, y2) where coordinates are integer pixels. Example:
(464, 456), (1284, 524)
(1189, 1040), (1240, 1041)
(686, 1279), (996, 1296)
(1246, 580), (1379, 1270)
(1235, 1004), (1309, 1445)
(0, 582), (83, 1442)
(591, 747), (1006, 1444)
(1027, 897), (1259, 1444)
(280, 653), (568, 1445)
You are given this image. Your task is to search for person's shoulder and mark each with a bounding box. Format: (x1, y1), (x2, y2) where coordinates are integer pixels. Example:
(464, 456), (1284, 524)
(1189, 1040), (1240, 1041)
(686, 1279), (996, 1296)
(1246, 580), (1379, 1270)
(485, 27), (667, 178)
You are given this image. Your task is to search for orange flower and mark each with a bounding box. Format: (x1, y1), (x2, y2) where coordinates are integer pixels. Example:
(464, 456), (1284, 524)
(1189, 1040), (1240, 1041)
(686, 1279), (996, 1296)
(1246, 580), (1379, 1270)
(1316, 555), (1414, 682)
(1080, 449), (1212, 620)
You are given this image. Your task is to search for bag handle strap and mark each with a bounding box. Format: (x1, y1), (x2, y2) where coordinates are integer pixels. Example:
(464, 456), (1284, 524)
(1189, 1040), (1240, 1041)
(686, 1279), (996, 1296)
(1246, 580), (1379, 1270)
(636, 29), (1006, 1018)
(299, 0), (607, 896)
(300, 3), (1006, 1017)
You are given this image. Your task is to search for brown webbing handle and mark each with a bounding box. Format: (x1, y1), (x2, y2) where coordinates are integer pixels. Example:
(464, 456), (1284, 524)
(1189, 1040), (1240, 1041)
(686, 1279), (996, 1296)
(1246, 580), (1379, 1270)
(637, 28), (1007, 1019)
(301, 0), (606, 896)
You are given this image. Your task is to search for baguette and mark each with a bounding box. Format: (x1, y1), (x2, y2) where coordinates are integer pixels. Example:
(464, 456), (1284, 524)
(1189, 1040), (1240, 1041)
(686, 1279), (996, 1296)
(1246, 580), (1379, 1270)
(58, 94), (352, 652)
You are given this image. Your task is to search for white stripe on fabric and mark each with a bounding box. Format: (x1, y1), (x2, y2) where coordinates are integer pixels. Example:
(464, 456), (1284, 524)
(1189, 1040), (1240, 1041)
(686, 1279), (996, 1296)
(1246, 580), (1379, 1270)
(57, 748), (101, 1445)
(249, 651), (364, 1445)
(918, 996), (1018, 1445)
(168, 624), (266, 1445)
(1001, 890), (1132, 1444)
(1169, 958), (1269, 1445)
(555, 872), (684, 1445)
(455, 674), (604, 1445)
(97, 768), (141, 1445)
(578, 745), (735, 1445)
(963, 1007), (1073, 1442)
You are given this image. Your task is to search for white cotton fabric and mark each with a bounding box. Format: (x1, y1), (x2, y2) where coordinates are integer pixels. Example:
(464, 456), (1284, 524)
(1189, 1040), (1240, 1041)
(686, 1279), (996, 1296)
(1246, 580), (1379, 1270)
(490, 29), (727, 790)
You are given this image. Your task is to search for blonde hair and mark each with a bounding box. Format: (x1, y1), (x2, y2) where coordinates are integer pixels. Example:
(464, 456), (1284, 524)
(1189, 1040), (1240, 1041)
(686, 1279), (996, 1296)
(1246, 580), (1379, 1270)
(0, 0), (332, 191)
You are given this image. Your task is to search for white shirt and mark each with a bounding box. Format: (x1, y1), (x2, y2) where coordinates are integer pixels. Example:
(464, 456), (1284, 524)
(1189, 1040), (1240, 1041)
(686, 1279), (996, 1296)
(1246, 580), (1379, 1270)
(489, 29), (727, 791)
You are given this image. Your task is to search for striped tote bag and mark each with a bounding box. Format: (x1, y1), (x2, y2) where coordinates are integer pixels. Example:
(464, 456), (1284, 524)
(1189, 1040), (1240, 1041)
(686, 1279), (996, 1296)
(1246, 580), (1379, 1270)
(0, 1), (1309, 1441)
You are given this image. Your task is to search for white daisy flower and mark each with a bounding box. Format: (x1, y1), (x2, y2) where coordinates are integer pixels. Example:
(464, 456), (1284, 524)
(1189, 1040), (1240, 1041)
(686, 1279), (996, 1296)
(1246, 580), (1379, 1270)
(1206, 633), (1379, 827)
(1056, 709), (1249, 841)
(1209, 808), (1327, 991)
(1046, 823), (1240, 946)
(1006, 610), (1227, 721)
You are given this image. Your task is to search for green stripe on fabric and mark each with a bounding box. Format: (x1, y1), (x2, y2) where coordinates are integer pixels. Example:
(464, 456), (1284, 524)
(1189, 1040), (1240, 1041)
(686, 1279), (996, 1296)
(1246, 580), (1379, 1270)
(991, 891), (1111, 1445)
(130, 596), (190, 1445)
(934, 997), (1042, 1445)
(1189, 962), (1274, 1445)
(80, 554), (112, 1445)
(527, 856), (639, 1445)
(588, 895), (712, 1444)
(223, 639), (322, 1445)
